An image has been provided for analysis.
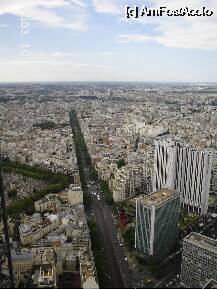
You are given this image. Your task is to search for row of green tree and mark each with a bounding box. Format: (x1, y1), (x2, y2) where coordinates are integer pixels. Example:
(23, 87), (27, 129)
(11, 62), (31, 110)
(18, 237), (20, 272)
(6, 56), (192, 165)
(7, 183), (66, 217)
(3, 161), (69, 186)
(69, 110), (92, 208)
(100, 180), (114, 206)
(70, 111), (112, 286)
(33, 121), (56, 130)
(122, 226), (135, 251)
(3, 161), (71, 217)
(70, 110), (114, 207)
(88, 219), (112, 288)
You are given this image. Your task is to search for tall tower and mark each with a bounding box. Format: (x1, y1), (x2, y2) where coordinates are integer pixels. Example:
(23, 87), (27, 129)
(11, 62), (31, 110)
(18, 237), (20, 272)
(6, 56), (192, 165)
(135, 188), (180, 263)
(153, 139), (177, 191)
(153, 139), (213, 215)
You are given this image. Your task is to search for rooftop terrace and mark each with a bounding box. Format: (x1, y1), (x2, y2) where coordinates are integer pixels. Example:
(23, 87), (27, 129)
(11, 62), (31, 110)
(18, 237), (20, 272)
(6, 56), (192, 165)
(137, 188), (179, 207)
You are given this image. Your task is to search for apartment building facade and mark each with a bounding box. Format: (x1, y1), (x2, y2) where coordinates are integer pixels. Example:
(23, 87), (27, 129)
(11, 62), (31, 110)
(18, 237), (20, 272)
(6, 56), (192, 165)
(180, 233), (217, 288)
(153, 139), (213, 215)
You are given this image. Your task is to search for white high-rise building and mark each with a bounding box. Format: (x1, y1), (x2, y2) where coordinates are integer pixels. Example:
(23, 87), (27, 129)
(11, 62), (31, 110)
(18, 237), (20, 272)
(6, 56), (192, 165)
(153, 139), (177, 191)
(210, 154), (217, 194)
(153, 139), (213, 215)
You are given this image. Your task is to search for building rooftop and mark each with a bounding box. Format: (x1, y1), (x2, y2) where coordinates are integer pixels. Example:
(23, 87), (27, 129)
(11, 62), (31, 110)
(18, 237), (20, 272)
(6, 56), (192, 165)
(12, 251), (32, 261)
(137, 188), (179, 207)
(203, 279), (217, 289)
(185, 233), (217, 254)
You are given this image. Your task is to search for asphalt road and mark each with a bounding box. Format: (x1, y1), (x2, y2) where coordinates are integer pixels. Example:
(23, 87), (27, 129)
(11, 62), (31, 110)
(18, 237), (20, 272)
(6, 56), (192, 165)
(84, 166), (134, 288)
(154, 268), (181, 288)
(70, 113), (133, 288)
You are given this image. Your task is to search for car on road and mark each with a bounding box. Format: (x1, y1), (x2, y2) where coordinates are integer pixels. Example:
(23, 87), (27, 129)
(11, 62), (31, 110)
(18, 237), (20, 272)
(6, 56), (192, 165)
(144, 279), (152, 284)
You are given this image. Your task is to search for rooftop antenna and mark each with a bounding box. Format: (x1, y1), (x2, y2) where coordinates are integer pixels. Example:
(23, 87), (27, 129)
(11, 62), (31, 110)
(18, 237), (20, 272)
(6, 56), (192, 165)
(0, 135), (14, 288)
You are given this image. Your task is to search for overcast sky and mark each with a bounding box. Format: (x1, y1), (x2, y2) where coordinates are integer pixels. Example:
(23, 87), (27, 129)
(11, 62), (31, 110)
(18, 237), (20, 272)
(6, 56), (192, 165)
(0, 0), (216, 83)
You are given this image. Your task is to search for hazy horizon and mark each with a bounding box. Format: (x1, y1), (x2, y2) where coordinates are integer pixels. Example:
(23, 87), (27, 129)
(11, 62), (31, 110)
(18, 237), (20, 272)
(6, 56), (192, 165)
(0, 0), (216, 83)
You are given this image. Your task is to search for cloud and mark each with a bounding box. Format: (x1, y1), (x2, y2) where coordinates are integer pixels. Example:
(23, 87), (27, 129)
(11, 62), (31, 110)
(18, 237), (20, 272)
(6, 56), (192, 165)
(0, 52), (111, 82)
(91, 0), (120, 14)
(119, 0), (217, 50)
(0, 24), (9, 28)
(0, 0), (88, 30)
(89, 0), (217, 50)
(3, 51), (76, 65)
(2, 50), (111, 68)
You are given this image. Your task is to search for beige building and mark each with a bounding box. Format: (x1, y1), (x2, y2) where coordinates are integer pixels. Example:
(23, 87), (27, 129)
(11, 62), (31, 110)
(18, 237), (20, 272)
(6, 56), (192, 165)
(12, 251), (33, 286)
(35, 194), (61, 213)
(110, 164), (152, 202)
(32, 246), (56, 266)
(33, 264), (57, 288)
(80, 252), (99, 289)
(59, 185), (83, 205)
(19, 215), (60, 245)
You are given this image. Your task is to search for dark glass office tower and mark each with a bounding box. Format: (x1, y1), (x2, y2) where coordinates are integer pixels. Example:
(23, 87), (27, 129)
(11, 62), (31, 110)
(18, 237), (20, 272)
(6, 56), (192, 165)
(135, 188), (180, 263)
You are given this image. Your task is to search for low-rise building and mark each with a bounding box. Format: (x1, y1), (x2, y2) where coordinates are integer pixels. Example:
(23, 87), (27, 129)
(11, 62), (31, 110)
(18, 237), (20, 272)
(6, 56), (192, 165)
(12, 251), (33, 287)
(33, 264), (57, 288)
(20, 215), (60, 245)
(110, 164), (152, 202)
(35, 194), (61, 213)
(80, 252), (99, 289)
(59, 185), (83, 205)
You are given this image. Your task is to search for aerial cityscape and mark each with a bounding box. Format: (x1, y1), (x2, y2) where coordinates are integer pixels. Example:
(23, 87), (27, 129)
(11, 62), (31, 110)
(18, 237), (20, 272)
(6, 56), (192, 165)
(0, 0), (217, 288)
(0, 82), (216, 288)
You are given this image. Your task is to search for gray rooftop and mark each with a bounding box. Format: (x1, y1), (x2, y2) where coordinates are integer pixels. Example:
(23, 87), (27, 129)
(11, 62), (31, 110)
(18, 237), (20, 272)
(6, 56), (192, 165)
(137, 188), (179, 207)
(185, 232), (217, 254)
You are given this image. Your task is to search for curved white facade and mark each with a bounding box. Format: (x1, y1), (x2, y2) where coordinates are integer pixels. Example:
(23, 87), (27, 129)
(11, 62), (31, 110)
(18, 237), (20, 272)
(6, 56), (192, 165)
(153, 140), (213, 215)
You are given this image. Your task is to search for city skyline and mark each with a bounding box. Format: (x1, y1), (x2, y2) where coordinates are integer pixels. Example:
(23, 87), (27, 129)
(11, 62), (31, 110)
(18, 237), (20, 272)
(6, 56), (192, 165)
(0, 0), (217, 83)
